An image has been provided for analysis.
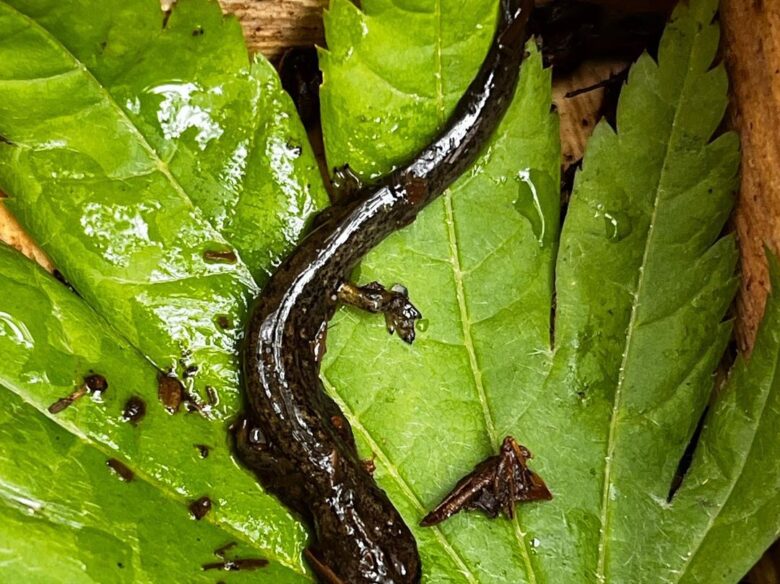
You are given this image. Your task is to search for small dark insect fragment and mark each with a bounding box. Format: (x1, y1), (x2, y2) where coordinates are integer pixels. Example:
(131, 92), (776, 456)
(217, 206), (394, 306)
(189, 496), (212, 520)
(203, 249), (237, 264)
(47, 373), (106, 414)
(47, 386), (87, 414)
(192, 26), (204, 36)
(122, 396), (146, 425)
(157, 373), (183, 413)
(202, 558), (269, 572)
(106, 458), (134, 482)
(195, 444), (211, 459)
(84, 374), (109, 398)
(213, 541), (237, 558)
(48, 397), (75, 414)
(216, 315), (232, 330)
(420, 436), (551, 527)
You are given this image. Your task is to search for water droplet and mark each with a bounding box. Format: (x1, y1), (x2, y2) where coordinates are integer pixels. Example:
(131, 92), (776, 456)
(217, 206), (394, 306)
(417, 318), (429, 332)
(125, 97), (141, 115)
(602, 211), (632, 242)
(513, 169), (555, 247)
(0, 311), (34, 349)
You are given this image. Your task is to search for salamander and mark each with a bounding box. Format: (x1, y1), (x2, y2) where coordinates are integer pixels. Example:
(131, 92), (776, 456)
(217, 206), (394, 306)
(235, 0), (535, 581)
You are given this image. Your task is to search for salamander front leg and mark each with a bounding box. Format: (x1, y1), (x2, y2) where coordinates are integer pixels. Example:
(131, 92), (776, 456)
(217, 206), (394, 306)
(338, 281), (422, 344)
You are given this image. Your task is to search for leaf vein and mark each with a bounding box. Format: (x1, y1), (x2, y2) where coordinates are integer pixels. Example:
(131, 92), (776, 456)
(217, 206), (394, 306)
(595, 34), (704, 582)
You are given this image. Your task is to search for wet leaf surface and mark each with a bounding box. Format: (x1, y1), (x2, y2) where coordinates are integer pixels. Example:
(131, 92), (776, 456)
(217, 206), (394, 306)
(0, 389), (300, 583)
(0, 0), (328, 422)
(320, 1), (560, 579)
(0, 245), (310, 579)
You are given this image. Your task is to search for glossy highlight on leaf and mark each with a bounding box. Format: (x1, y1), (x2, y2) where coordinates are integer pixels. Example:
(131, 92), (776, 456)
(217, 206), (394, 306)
(0, 389), (303, 583)
(517, 0), (741, 580)
(1, 0), (779, 581)
(0, 0), (327, 422)
(1, 0), (328, 283)
(319, 0), (778, 581)
(0, 244), (310, 579)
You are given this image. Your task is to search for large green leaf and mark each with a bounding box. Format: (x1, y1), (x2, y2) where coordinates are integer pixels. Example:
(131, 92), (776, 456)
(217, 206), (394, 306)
(0, 0), (327, 418)
(0, 244), (309, 579)
(517, 1), (740, 581)
(1, 0), (327, 284)
(318, 0), (779, 581)
(0, 389), (303, 583)
(320, 1), (561, 580)
(2, 0), (778, 581)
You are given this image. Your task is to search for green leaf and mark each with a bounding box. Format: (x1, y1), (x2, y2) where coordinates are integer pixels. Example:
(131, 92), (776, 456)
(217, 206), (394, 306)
(320, 1), (560, 580)
(0, 389), (304, 584)
(642, 252), (780, 584)
(0, 0), (327, 419)
(2, 0), (327, 284)
(2, 0), (776, 581)
(0, 244), (309, 579)
(516, 1), (741, 581)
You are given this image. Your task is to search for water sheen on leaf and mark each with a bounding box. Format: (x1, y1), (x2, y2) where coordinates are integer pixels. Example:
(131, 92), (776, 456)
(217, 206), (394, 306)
(518, 1), (741, 580)
(0, 0), (328, 419)
(0, 389), (302, 583)
(321, 0), (561, 580)
(0, 244), (310, 579)
(2, 0), (780, 581)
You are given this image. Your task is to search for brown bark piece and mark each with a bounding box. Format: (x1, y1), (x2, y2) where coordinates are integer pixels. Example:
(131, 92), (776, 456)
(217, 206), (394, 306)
(0, 203), (52, 270)
(221, 0), (327, 61)
(552, 59), (628, 168)
(722, 0), (780, 353)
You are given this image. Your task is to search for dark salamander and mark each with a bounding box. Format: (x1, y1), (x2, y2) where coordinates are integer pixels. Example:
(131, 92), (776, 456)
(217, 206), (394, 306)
(235, 0), (535, 581)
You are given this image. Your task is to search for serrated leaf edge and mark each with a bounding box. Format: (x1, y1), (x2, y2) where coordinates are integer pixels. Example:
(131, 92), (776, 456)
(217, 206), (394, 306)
(594, 2), (725, 580)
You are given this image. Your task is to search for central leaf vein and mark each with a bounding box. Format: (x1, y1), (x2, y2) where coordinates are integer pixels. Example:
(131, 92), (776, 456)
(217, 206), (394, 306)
(595, 37), (700, 583)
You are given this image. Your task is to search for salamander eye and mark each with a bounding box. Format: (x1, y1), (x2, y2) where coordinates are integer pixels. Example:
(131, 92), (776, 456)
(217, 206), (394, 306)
(249, 426), (267, 447)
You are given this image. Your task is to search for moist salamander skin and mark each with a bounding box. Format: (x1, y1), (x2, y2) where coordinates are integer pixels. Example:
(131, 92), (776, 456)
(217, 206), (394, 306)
(236, 0), (534, 581)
